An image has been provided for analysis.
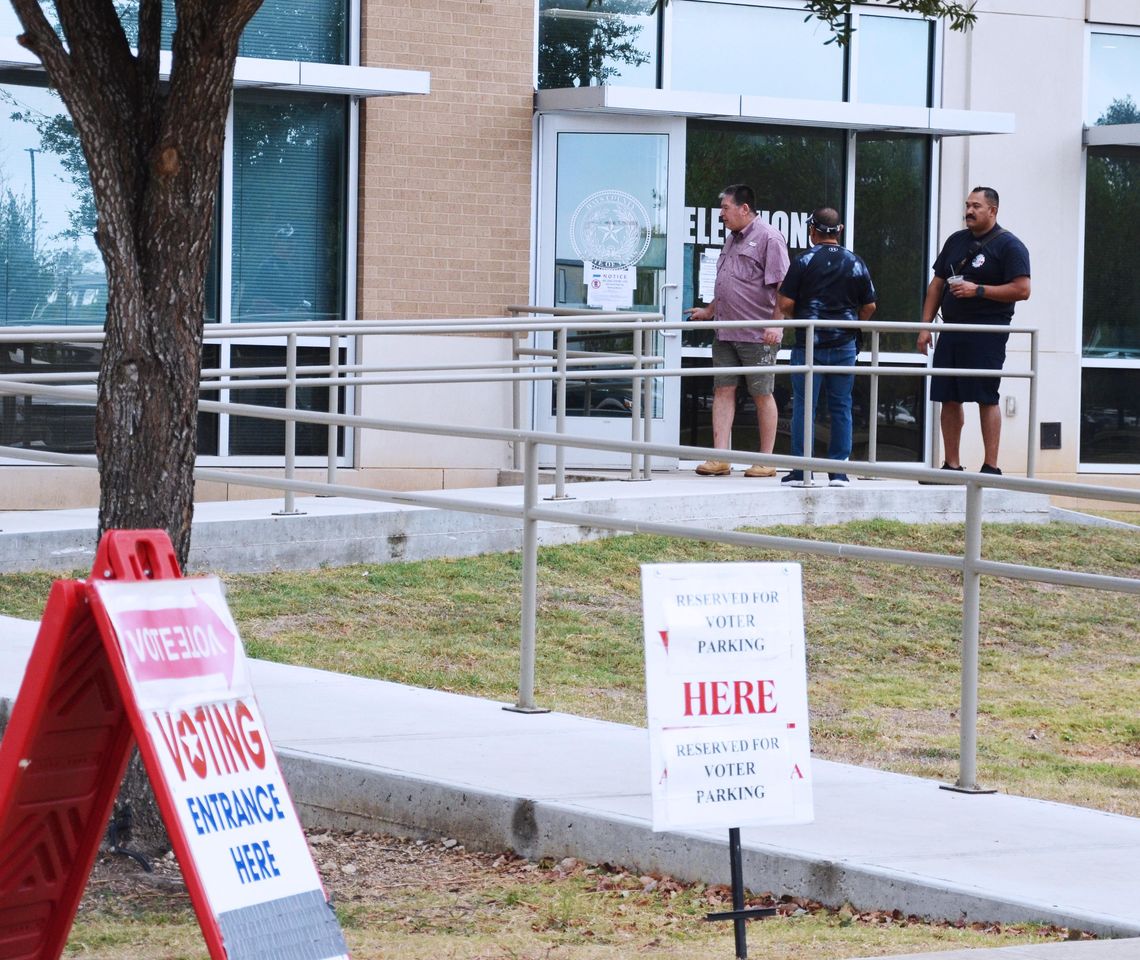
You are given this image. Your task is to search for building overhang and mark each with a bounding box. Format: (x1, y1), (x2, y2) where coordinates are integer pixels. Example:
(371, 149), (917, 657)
(535, 85), (1015, 136)
(1084, 123), (1140, 147)
(0, 38), (430, 98)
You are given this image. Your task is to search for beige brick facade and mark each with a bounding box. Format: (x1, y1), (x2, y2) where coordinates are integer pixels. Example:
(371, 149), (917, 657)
(360, 0), (535, 321)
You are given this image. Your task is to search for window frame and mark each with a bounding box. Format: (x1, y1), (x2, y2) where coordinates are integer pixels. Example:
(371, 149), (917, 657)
(1078, 24), (1140, 471)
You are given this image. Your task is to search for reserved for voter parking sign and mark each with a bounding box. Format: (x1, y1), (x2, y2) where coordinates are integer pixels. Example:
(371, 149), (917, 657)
(641, 562), (814, 832)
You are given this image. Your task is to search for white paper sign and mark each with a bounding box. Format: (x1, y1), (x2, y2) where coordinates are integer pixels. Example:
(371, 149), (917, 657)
(585, 263), (635, 309)
(641, 563), (813, 832)
(698, 248), (721, 303)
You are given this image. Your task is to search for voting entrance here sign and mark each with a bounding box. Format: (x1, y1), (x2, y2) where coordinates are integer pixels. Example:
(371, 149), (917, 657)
(0, 530), (348, 960)
(88, 575), (349, 959)
(641, 563), (813, 832)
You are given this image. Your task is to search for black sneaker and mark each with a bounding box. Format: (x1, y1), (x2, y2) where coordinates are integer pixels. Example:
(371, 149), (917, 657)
(781, 470), (805, 486)
(919, 463), (966, 485)
(828, 473), (850, 486)
(979, 463), (1002, 475)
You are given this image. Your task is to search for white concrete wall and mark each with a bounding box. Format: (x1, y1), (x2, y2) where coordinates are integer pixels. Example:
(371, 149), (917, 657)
(355, 333), (515, 482)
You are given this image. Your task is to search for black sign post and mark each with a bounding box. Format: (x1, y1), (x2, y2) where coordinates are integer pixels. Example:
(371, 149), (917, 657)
(704, 826), (777, 958)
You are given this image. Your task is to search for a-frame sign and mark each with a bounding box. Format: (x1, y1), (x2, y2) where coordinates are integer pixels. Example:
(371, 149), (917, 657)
(0, 530), (349, 960)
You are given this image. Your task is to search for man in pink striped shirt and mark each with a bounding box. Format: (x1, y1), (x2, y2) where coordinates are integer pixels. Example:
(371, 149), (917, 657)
(686, 184), (790, 477)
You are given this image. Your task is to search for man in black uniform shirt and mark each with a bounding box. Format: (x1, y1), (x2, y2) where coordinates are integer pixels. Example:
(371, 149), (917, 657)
(918, 187), (1031, 475)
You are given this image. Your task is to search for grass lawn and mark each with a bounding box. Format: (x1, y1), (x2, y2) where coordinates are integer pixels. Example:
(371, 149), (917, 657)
(4, 519), (1135, 815)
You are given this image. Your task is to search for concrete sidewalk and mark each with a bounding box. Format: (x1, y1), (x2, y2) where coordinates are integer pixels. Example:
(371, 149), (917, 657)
(2, 613), (1138, 945)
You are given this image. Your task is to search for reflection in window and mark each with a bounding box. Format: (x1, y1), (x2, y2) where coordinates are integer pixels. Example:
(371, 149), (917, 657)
(552, 132), (667, 418)
(1083, 148), (1140, 359)
(227, 344), (346, 457)
(0, 81), (102, 327)
(856, 16), (931, 106)
(683, 121), (845, 350)
(854, 134), (929, 351)
(155, 1), (348, 64)
(1081, 368), (1140, 465)
(671, 3), (843, 101)
(1088, 34), (1140, 126)
(231, 92), (347, 323)
(539, 0), (657, 89)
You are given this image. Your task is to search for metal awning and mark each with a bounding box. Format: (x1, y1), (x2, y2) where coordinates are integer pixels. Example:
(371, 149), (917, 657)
(535, 85), (1014, 136)
(0, 38), (430, 98)
(1085, 123), (1140, 147)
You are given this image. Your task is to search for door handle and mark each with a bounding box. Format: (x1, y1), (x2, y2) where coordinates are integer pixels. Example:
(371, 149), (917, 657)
(659, 283), (678, 337)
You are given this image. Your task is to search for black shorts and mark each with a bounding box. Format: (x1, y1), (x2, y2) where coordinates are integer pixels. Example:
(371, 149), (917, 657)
(930, 330), (1007, 405)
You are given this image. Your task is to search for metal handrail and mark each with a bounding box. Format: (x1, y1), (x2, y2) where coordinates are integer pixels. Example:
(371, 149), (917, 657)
(0, 370), (1136, 793)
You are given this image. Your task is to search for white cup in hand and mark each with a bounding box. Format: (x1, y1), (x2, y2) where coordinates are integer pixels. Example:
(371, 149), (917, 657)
(947, 274), (964, 288)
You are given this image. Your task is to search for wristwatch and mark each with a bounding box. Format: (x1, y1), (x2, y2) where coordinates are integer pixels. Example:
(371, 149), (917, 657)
(975, 285), (986, 299)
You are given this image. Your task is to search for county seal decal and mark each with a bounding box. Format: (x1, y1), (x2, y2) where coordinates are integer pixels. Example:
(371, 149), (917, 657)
(570, 190), (653, 269)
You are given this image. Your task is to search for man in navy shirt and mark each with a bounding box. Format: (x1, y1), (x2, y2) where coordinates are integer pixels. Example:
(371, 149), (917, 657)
(918, 187), (1031, 475)
(776, 207), (877, 486)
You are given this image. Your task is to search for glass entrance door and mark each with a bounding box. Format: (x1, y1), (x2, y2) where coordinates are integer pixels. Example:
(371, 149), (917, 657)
(534, 114), (685, 467)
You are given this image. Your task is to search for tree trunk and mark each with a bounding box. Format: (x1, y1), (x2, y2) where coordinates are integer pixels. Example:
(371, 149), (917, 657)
(11, 0), (264, 854)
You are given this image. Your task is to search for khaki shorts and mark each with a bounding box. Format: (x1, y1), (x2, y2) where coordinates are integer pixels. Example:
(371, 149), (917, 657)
(712, 338), (777, 396)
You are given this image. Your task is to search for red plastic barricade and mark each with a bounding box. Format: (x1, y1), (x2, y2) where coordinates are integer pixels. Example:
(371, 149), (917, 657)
(0, 530), (348, 960)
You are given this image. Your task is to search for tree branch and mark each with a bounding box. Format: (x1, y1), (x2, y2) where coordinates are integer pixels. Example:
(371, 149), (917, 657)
(10, 0), (72, 84)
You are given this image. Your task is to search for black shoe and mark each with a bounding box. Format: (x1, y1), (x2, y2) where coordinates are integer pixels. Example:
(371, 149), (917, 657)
(979, 463), (1002, 475)
(828, 473), (850, 486)
(919, 463), (966, 485)
(781, 470), (805, 486)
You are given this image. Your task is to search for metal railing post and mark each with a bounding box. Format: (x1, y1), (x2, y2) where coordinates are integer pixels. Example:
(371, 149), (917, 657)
(273, 333), (304, 516)
(1027, 329), (1039, 478)
(326, 335), (339, 490)
(949, 480), (988, 793)
(553, 328), (568, 499)
(803, 326), (816, 486)
(512, 331), (523, 471)
(867, 330), (880, 466)
(505, 439), (549, 714)
(630, 322), (643, 480)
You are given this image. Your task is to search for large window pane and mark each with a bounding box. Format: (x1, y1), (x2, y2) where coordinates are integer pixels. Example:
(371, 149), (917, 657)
(1081, 369), (1140, 464)
(239, 0), (348, 64)
(227, 344), (345, 457)
(854, 134), (930, 350)
(1088, 34), (1140, 126)
(1083, 148), (1140, 358)
(155, 1), (348, 64)
(0, 80), (102, 327)
(856, 15), (931, 106)
(231, 92), (347, 324)
(553, 132), (668, 418)
(671, 3), (843, 100)
(539, 0), (657, 89)
(681, 121), (844, 453)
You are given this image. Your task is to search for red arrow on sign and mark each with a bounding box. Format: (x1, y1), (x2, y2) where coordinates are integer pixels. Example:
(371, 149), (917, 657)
(114, 589), (238, 687)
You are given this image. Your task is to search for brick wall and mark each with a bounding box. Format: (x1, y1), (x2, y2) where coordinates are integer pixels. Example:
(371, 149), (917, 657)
(360, 0), (535, 320)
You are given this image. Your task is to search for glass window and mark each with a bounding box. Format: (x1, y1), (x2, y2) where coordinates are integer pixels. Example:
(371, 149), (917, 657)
(1081, 368), (1140, 465)
(853, 133), (930, 349)
(538, 0), (658, 89)
(552, 132), (668, 418)
(856, 15), (931, 107)
(1083, 147), (1140, 359)
(227, 344), (346, 457)
(681, 121), (845, 453)
(1088, 34), (1140, 126)
(239, 0), (348, 64)
(0, 81), (102, 327)
(231, 91), (347, 324)
(671, 3), (844, 101)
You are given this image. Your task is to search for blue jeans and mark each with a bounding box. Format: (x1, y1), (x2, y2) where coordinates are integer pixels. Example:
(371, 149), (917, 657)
(790, 340), (857, 463)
